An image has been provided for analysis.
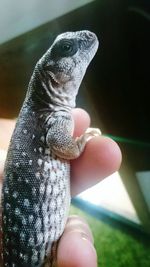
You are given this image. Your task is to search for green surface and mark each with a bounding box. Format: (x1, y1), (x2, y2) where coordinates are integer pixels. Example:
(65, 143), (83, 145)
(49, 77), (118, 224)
(70, 205), (150, 267)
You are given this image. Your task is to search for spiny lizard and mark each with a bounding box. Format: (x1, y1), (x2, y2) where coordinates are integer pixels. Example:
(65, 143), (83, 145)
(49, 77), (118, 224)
(1, 30), (100, 267)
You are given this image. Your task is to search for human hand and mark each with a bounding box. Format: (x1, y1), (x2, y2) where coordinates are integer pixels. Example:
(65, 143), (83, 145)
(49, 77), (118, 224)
(0, 108), (122, 267)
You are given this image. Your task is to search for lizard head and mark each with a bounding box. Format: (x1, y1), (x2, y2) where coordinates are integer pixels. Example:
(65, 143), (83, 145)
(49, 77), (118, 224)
(38, 30), (99, 108)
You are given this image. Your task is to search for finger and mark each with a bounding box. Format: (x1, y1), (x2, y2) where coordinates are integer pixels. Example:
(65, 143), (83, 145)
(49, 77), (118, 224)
(71, 136), (122, 196)
(71, 109), (122, 196)
(72, 108), (90, 137)
(57, 216), (97, 267)
(0, 119), (16, 150)
(0, 149), (7, 182)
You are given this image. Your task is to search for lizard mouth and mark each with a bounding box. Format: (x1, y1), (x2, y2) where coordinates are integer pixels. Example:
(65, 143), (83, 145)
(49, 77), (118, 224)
(47, 71), (60, 87)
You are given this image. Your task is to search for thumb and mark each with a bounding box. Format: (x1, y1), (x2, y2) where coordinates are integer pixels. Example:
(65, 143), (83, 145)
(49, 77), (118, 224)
(57, 215), (97, 267)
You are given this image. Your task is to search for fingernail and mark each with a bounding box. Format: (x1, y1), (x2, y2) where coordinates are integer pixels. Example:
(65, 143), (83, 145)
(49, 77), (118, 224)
(81, 232), (92, 242)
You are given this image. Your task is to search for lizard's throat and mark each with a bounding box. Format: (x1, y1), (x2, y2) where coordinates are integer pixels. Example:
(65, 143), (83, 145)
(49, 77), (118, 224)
(27, 70), (80, 110)
(41, 79), (78, 109)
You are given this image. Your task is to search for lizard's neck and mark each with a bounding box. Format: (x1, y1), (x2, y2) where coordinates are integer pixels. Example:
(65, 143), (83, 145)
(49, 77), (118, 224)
(26, 70), (78, 112)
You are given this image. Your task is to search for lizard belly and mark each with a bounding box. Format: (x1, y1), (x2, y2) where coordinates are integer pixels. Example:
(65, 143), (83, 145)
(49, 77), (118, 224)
(2, 148), (70, 267)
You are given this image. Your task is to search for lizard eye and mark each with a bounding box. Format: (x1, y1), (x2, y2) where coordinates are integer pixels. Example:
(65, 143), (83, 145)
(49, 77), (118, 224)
(51, 38), (78, 58)
(62, 43), (72, 52)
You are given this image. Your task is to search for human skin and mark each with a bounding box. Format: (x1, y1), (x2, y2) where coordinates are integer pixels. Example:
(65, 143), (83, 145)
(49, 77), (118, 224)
(0, 108), (122, 267)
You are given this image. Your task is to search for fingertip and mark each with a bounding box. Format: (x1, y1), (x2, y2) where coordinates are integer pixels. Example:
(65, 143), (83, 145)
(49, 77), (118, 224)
(57, 216), (97, 267)
(57, 224), (97, 267)
(72, 108), (91, 137)
(71, 135), (122, 196)
(92, 136), (122, 174)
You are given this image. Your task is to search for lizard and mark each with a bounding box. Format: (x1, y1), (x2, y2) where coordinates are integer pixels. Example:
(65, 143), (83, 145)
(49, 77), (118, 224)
(1, 30), (100, 267)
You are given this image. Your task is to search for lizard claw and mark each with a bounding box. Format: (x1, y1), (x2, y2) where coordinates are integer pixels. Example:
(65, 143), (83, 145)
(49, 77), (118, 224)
(84, 127), (102, 142)
(85, 127), (101, 136)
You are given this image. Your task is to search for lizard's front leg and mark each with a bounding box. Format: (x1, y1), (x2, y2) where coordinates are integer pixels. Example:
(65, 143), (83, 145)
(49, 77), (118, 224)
(46, 113), (101, 160)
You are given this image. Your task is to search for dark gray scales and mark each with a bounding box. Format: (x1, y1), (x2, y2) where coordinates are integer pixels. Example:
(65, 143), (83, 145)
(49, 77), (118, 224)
(1, 31), (100, 267)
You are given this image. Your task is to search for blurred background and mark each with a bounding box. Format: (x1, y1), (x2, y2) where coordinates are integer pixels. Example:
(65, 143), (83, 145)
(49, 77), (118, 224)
(0, 0), (150, 266)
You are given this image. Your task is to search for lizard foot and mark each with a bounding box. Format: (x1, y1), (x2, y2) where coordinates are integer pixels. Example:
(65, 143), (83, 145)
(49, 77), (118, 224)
(75, 127), (101, 152)
(83, 127), (101, 142)
(85, 127), (101, 136)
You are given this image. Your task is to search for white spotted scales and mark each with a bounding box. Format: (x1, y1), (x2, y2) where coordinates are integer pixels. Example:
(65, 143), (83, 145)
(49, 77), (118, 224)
(1, 31), (100, 266)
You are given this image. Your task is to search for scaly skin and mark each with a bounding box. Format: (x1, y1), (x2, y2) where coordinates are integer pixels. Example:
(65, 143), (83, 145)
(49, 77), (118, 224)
(1, 30), (99, 267)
